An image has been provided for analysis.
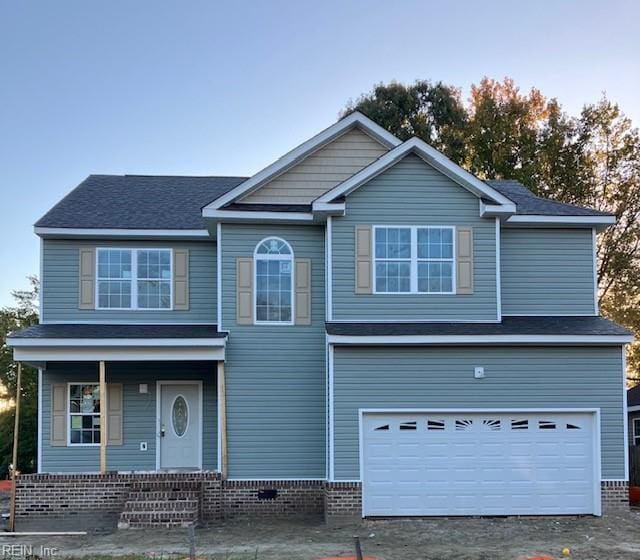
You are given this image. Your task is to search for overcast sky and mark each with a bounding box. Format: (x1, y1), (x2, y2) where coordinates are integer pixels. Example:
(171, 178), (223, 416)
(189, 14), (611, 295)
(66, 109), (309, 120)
(1, 0), (639, 307)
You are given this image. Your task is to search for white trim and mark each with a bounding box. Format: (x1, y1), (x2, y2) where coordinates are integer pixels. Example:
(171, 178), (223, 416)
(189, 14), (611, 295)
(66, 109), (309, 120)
(202, 112), (401, 213)
(202, 209), (315, 222)
(357, 407), (602, 517)
(506, 215), (616, 227)
(39, 238), (44, 323)
(67, 381), (101, 447)
(314, 202), (345, 216)
(372, 225), (456, 295)
(217, 222), (223, 330)
(326, 217), (333, 321)
(13, 346), (225, 362)
(623, 347), (629, 480)
(95, 248), (173, 311)
(156, 380), (203, 471)
(328, 344), (335, 481)
(495, 218), (502, 322)
(253, 237), (295, 326)
(593, 228), (599, 315)
(8, 337), (226, 347)
(628, 405), (640, 413)
(37, 368), (42, 473)
(35, 227), (210, 240)
(313, 137), (516, 210)
(41, 320), (218, 325)
(328, 334), (633, 345)
(632, 417), (640, 446)
(480, 201), (511, 218)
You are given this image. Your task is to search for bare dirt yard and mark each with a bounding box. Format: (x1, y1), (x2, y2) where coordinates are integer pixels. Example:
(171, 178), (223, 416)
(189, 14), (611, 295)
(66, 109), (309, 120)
(2, 510), (640, 560)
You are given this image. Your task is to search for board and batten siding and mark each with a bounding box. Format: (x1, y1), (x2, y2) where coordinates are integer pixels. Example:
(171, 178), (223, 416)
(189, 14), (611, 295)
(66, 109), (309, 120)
(332, 346), (625, 480)
(501, 228), (596, 315)
(40, 362), (217, 472)
(41, 240), (217, 323)
(221, 224), (326, 479)
(240, 128), (388, 205)
(331, 154), (498, 321)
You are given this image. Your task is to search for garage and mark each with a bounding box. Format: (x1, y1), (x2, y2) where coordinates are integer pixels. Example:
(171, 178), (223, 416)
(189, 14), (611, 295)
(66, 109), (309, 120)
(361, 411), (600, 516)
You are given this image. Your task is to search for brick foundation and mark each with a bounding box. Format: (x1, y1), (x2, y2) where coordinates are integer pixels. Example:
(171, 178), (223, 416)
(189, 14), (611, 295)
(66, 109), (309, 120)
(601, 480), (629, 511)
(14, 475), (629, 528)
(324, 482), (362, 521)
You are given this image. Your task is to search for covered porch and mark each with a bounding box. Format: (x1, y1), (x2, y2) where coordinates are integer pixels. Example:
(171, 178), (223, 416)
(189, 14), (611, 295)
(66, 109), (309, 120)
(7, 324), (229, 476)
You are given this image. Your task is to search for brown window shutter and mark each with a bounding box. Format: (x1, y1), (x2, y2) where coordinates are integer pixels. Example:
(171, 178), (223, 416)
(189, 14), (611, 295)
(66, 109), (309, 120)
(236, 257), (253, 325)
(355, 225), (373, 294)
(173, 249), (190, 310)
(78, 248), (95, 309)
(456, 227), (474, 294)
(51, 383), (67, 446)
(294, 258), (312, 325)
(107, 383), (123, 446)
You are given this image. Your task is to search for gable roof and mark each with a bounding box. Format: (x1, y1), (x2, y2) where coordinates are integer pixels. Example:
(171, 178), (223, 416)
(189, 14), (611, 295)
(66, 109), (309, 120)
(35, 174), (246, 231)
(312, 137), (516, 213)
(487, 180), (613, 217)
(201, 111), (401, 216)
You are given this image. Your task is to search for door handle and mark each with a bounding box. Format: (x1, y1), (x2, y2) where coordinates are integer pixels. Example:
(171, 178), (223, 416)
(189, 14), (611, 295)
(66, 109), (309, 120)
(161, 424), (166, 438)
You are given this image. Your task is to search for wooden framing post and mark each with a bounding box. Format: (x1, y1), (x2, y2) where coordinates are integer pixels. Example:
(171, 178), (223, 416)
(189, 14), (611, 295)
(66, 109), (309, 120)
(99, 360), (107, 474)
(217, 361), (227, 479)
(8, 362), (22, 532)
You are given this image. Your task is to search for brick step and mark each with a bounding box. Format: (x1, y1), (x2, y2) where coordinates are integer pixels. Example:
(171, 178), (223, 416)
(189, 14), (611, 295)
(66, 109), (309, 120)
(130, 480), (202, 492)
(119, 509), (198, 528)
(127, 490), (201, 501)
(124, 499), (199, 512)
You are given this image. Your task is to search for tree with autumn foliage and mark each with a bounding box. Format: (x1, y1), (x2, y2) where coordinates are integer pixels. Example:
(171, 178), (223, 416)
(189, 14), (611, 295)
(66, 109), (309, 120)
(345, 78), (640, 383)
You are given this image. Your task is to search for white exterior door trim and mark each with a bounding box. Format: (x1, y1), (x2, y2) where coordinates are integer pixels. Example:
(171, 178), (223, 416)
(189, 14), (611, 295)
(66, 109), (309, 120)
(358, 408), (602, 518)
(156, 380), (204, 471)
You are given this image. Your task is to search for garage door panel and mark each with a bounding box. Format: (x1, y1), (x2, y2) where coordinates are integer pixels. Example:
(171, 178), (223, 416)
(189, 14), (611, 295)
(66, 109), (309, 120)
(363, 412), (596, 516)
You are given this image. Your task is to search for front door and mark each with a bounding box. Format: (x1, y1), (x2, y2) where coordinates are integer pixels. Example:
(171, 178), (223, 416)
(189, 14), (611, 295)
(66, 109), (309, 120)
(159, 382), (202, 469)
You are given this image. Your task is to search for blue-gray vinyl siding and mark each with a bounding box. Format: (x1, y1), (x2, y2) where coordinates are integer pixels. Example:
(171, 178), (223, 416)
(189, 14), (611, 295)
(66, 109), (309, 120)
(331, 154), (498, 321)
(41, 362), (217, 472)
(333, 346), (625, 480)
(221, 224), (326, 479)
(41, 240), (217, 323)
(501, 228), (596, 315)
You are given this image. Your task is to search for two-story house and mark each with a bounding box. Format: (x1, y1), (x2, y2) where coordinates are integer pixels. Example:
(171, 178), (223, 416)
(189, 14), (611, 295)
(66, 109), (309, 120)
(8, 112), (632, 528)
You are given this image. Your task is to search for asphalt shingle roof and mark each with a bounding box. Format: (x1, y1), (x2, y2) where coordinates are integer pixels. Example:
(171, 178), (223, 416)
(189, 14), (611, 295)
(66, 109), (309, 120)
(486, 180), (612, 217)
(35, 175), (247, 229)
(8, 323), (226, 339)
(326, 316), (631, 337)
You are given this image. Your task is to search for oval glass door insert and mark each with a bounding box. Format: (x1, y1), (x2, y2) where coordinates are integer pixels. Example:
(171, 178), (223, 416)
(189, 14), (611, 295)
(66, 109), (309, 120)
(171, 395), (189, 437)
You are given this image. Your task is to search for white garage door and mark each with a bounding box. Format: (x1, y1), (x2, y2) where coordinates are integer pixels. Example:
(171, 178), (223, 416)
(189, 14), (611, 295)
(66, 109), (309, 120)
(362, 411), (598, 516)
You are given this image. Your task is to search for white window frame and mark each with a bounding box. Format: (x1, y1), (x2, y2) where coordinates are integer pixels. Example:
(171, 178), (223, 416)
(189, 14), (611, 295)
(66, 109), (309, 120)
(634, 418), (640, 446)
(95, 248), (173, 311)
(253, 237), (295, 326)
(67, 381), (101, 447)
(373, 225), (456, 295)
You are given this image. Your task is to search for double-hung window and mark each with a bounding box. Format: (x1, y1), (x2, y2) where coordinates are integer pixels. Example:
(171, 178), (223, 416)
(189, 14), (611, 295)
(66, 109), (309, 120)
(634, 418), (640, 446)
(69, 383), (100, 445)
(254, 237), (294, 324)
(97, 248), (172, 309)
(374, 226), (455, 294)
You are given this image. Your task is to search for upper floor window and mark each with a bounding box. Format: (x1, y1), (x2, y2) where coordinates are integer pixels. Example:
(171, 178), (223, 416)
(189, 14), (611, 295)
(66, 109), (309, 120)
(254, 237), (293, 324)
(374, 226), (455, 294)
(97, 248), (172, 310)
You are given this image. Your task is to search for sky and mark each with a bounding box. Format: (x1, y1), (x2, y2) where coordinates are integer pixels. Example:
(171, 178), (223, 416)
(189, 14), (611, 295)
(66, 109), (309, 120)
(1, 0), (639, 307)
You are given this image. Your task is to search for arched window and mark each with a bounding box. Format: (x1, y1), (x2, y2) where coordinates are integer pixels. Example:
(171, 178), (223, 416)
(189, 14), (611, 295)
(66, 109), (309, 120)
(254, 237), (294, 324)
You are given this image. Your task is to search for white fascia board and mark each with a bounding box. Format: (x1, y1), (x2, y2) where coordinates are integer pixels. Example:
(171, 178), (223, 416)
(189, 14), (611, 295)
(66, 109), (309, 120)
(7, 337), (226, 348)
(202, 209), (315, 223)
(311, 201), (346, 216)
(314, 137), (516, 209)
(327, 334), (634, 345)
(35, 227), (211, 240)
(14, 346), (225, 363)
(480, 200), (516, 218)
(628, 405), (640, 413)
(202, 112), (401, 212)
(506, 215), (616, 228)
